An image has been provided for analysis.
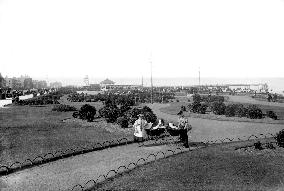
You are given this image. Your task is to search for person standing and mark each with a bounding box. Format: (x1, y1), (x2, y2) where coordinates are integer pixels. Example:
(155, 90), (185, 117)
(177, 113), (191, 148)
(133, 114), (148, 142)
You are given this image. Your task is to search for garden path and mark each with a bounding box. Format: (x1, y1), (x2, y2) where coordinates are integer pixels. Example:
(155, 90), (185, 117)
(0, 139), (188, 191)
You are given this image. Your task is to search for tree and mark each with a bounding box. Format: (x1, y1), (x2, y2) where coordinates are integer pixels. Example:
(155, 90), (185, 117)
(78, 104), (97, 122)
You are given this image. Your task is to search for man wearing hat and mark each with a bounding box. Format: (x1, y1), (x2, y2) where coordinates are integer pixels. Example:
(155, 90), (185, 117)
(133, 114), (148, 142)
(177, 112), (191, 148)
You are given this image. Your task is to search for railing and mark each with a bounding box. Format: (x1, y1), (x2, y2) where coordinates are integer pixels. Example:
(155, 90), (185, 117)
(69, 133), (278, 191)
(0, 137), (134, 176)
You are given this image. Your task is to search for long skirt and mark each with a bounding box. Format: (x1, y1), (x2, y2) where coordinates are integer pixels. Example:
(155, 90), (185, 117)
(134, 135), (144, 142)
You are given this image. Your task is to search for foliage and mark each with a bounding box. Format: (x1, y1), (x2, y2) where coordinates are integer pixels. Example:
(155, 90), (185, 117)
(180, 105), (187, 112)
(246, 105), (263, 119)
(67, 91), (174, 104)
(266, 110), (277, 120)
(52, 104), (77, 112)
(16, 93), (61, 105)
(225, 104), (238, 117)
(99, 105), (120, 123)
(116, 116), (129, 128)
(192, 94), (201, 103)
(235, 104), (248, 117)
(254, 141), (263, 150)
(275, 130), (284, 148)
(210, 101), (226, 115)
(198, 104), (208, 114)
(205, 95), (225, 103)
(125, 106), (157, 125)
(77, 104), (97, 122)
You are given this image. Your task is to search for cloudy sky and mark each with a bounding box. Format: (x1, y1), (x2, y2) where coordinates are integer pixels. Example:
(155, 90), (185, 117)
(0, 0), (284, 80)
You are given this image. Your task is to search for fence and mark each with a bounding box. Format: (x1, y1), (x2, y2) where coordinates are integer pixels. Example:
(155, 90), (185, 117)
(69, 132), (280, 191)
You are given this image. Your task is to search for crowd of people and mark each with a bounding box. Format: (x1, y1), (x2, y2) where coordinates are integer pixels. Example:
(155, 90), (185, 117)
(132, 112), (192, 148)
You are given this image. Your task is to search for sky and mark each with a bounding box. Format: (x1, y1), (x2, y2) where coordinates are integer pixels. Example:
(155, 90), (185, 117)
(0, 0), (284, 81)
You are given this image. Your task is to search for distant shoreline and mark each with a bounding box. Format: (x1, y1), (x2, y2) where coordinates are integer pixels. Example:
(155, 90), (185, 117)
(34, 77), (284, 94)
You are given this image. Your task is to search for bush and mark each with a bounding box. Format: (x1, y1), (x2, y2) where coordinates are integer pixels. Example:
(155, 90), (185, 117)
(189, 102), (201, 113)
(246, 105), (263, 119)
(235, 104), (248, 117)
(198, 104), (208, 114)
(192, 94), (201, 103)
(211, 101), (226, 115)
(99, 105), (120, 123)
(181, 105), (186, 112)
(254, 141), (263, 150)
(225, 104), (238, 117)
(125, 106), (157, 125)
(52, 104), (77, 112)
(77, 104), (97, 122)
(266, 110), (277, 120)
(276, 130), (284, 148)
(117, 116), (129, 128)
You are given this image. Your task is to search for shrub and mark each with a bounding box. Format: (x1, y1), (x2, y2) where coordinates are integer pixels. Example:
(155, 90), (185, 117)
(52, 104), (77, 112)
(181, 105), (186, 112)
(266, 110), (277, 120)
(99, 105), (120, 123)
(192, 94), (201, 103)
(198, 103), (208, 114)
(275, 130), (284, 148)
(211, 101), (226, 115)
(254, 141), (263, 150)
(143, 111), (157, 124)
(125, 106), (157, 125)
(119, 104), (131, 115)
(189, 102), (201, 113)
(246, 105), (263, 119)
(117, 116), (129, 128)
(125, 108), (141, 125)
(235, 104), (248, 117)
(78, 104), (97, 122)
(265, 142), (276, 149)
(225, 104), (238, 117)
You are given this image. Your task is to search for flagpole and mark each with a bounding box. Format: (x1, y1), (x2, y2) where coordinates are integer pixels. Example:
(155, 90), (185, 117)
(150, 54), (153, 104)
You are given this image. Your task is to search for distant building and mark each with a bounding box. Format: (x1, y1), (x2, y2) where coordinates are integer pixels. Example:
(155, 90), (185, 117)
(50, 81), (62, 89)
(33, 80), (47, 89)
(24, 78), (33, 89)
(100, 78), (115, 91)
(0, 73), (5, 88)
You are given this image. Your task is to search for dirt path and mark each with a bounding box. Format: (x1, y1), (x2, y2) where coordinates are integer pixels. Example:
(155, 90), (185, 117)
(148, 103), (284, 142)
(0, 139), (188, 191)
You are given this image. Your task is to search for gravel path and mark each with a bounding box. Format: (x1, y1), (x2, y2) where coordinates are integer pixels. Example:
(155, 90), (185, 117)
(0, 139), (188, 191)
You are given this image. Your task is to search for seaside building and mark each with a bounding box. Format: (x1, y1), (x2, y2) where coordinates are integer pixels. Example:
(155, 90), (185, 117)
(100, 78), (115, 91)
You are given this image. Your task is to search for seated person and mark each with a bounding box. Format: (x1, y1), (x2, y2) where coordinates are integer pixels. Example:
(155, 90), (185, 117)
(145, 119), (166, 137)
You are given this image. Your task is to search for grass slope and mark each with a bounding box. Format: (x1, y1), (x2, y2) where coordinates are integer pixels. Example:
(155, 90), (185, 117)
(95, 141), (284, 191)
(0, 105), (132, 165)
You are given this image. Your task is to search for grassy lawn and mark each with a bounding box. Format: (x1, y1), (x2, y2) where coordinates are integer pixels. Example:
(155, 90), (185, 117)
(0, 104), (132, 165)
(160, 100), (284, 124)
(95, 140), (284, 191)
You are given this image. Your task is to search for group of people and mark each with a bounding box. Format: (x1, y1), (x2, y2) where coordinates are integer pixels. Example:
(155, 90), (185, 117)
(133, 113), (192, 148)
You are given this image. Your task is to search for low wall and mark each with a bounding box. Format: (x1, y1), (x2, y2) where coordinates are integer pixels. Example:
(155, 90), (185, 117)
(19, 94), (33, 100)
(0, 99), (12, 107)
